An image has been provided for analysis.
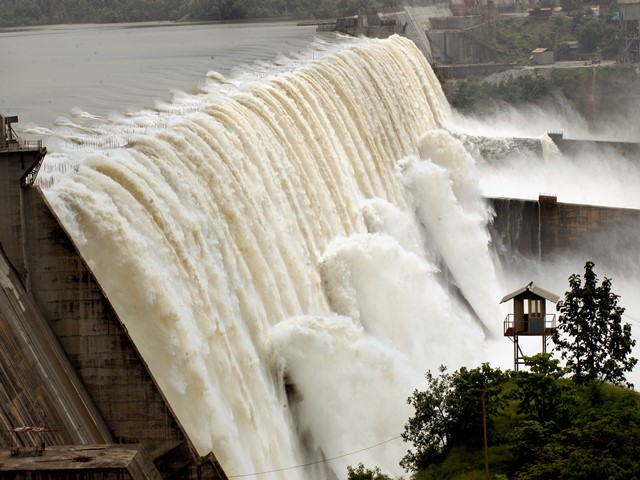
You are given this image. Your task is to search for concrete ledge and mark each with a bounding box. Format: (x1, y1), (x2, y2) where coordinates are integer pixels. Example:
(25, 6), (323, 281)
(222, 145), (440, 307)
(0, 444), (162, 480)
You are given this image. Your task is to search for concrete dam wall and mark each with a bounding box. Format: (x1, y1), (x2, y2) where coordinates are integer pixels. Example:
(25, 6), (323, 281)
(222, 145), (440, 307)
(489, 195), (640, 265)
(0, 143), (226, 479)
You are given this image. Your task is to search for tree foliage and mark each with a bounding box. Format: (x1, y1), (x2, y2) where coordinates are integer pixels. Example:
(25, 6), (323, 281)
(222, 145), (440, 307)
(560, 0), (584, 15)
(398, 357), (640, 480)
(509, 383), (640, 480)
(0, 0), (393, 26)
(400, 366), (453, 471)
(347, 463), (395, 480)
(511, 353), (570, 423)
(552, 261), (637, 387)
(400, 363), (506, 472)
(574, 15), (605, 52)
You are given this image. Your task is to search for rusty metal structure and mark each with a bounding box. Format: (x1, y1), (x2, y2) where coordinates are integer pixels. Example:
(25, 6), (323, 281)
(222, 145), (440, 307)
(311, 7), (433, 62)
(619, 0), (640, 62)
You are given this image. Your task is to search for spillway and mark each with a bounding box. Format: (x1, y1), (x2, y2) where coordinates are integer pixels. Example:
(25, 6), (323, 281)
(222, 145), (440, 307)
(29, 34), (502, 479)
(11, 31), (639, 480)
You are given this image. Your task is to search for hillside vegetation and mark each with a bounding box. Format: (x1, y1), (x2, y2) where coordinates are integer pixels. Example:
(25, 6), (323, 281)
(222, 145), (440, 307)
(350, 357), (640, 480)
(491, 12), (619, 65)
(0, 0), (393, 27)
(448, 7), (622, 112)
(449, 66), (615, 111)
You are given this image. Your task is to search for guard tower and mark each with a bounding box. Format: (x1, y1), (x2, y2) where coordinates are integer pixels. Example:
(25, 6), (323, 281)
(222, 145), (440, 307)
(501, 282), (559, 370)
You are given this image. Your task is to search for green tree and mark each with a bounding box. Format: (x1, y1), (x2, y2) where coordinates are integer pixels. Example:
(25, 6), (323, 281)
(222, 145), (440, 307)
(507, 419), (558, 476)
(512, 353), (569, 423)
(400, 364), (506, 472)
(561, 0), (584, 15)
(512, 385), (640, 480)
(552, 261), (637, 387)
(347, 463), (394, 480)
(506, 355), (570, 476)
(394, 360), (640, 479)
(574, 16), (605, 52)
(400, 366), (453, 471)
(219, 0), (248, 19)
(448, 363), (507, 445)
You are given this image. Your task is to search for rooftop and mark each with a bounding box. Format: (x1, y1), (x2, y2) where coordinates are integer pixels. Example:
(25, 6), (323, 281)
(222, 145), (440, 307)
(500, 281), (560, 304)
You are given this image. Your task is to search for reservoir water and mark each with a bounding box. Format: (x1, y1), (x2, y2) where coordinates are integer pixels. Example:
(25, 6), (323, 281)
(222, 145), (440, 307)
(1, 21), (319, 127)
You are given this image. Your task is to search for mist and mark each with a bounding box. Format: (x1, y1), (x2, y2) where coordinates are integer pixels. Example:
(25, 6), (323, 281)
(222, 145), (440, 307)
(447, 91), (640, 388)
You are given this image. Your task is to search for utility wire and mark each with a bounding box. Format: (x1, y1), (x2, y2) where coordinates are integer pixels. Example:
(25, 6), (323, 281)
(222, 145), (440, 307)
(622, 312), (640, 340)
(623, 312), (640, 324)
(231, 311), (640, 478)
(228, 435), (403, 478)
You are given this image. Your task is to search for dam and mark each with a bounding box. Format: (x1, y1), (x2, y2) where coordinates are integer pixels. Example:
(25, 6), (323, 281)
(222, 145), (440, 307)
(1, 115), (226, 478)
(2, 32), (639, 480)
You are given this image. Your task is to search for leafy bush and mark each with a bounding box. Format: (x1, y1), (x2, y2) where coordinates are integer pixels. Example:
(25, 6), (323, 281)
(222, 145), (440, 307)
(399, 353), (640, 480)
(401, 364), (507, 472)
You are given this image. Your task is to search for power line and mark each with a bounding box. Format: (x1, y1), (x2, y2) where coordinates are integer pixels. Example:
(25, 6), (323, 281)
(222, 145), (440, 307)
(228, 435), (403, 478)
(623, 312), (640, 324)
(622, 312), (640, 341)
(231, 311), (640, 478)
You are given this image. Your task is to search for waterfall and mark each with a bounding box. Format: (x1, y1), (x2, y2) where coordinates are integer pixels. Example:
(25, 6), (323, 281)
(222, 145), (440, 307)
(38, 35), (504, 480)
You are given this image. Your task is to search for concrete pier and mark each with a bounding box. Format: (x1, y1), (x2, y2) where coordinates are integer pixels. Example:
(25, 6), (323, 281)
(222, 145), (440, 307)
(0, 444), (163, 480)
(0, 117), (46, 283)
(547, 132), (640, 159)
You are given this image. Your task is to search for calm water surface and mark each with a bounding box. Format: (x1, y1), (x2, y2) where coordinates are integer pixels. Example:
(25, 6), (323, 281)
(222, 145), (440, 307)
(1, 21), (320, 129)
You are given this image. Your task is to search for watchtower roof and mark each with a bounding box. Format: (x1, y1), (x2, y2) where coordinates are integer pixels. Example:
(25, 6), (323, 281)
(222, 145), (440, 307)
(500, 281), (560, 304)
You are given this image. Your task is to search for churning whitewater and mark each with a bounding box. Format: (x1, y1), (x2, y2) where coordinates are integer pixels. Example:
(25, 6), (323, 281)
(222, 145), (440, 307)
(38, 35), (504, 479)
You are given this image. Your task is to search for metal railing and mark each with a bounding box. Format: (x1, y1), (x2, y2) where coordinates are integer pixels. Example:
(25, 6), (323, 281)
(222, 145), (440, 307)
(0, 138), (43, 152)
(504, 313), (556, 336)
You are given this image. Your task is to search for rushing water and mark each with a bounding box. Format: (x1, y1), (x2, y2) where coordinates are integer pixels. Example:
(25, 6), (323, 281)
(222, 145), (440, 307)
(34, 33), (506, 478)
(7, 20), (640, 480)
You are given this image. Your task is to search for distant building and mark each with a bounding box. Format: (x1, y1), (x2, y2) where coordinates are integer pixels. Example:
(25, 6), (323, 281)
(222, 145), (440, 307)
(330, 8), (406, 38)
(529, 47), (554, 65)
(557, 40), (582, 60)
(619, 0), (640, 19)
(528, 7), (553, 17)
